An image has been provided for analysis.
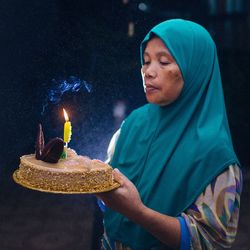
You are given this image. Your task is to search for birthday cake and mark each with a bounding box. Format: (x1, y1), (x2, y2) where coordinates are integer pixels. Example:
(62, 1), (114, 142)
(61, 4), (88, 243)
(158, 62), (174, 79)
(13, 123), (119, 194)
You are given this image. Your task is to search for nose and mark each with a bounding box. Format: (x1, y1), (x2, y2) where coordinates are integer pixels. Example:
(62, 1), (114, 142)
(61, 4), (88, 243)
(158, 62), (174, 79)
(144, 63), (157, 79)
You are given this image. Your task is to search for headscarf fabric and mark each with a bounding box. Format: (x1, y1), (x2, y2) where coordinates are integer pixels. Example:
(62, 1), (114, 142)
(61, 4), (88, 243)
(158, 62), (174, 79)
(104, 19), (239, 249)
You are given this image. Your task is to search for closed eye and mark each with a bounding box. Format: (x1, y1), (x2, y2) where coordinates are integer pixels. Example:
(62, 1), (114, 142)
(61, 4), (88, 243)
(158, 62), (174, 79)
(160, 61), (169, 65)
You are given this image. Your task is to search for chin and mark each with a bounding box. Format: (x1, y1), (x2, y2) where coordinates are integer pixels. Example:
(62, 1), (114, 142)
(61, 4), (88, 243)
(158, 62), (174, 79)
(146, 96), (168, 106)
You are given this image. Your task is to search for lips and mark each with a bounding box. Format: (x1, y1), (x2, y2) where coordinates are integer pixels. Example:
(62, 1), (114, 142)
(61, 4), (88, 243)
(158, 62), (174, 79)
(145, 84), (159, 93)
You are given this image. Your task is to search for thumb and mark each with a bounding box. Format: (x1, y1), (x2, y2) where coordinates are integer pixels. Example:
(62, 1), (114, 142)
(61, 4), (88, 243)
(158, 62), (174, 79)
(112, 168), (126, 185)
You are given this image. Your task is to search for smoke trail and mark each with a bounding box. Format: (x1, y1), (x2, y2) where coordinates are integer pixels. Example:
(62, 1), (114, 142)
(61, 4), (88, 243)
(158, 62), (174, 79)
(41, 76), (92, 115)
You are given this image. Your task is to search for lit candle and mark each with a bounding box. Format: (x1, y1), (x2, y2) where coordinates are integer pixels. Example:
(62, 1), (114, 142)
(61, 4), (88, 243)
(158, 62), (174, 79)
(63, 108), (72, 146)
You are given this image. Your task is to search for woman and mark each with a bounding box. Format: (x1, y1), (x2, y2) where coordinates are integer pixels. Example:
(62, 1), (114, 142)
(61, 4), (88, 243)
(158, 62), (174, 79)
(97, 19), (242, 250)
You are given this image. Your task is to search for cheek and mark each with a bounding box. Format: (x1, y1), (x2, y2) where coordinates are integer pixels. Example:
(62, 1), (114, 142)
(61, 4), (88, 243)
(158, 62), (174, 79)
(163, 70), (184, 97)
(168, 69), (183, 82)
(176, 73), (184, 85)
(168, 70), (184, 94)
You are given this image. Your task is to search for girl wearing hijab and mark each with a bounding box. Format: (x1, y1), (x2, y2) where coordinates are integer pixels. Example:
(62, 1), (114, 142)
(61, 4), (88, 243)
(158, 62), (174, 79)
(97, 19), (242, 250)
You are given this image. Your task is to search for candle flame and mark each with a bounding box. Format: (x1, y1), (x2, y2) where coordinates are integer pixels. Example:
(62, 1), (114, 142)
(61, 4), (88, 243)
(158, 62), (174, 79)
(63, 108), (69, 121)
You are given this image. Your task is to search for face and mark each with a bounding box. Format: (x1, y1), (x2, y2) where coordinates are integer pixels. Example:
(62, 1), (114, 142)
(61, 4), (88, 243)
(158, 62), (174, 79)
(142, 37), (184, 106)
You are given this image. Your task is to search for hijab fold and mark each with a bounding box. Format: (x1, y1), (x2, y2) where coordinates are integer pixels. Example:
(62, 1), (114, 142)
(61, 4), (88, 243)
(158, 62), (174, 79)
(104, 19), (239, 250)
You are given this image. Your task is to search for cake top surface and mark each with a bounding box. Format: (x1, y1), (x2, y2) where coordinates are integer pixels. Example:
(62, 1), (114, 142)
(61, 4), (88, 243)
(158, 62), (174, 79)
(21, 148), (111, 172)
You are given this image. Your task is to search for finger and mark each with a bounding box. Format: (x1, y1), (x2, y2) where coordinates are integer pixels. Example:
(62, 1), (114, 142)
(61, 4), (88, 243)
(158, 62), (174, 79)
(113, 168), (125, 185)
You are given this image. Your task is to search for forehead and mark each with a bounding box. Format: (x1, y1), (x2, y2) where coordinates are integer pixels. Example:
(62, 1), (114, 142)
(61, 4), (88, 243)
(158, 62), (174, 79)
(143, 37), (173, 60)
(144, 37), (172, 56)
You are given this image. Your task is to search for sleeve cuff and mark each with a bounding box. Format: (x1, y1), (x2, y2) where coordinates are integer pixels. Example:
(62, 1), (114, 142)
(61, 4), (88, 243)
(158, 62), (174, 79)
(97, 198), (106, 212)
(177, 216), (191, 250)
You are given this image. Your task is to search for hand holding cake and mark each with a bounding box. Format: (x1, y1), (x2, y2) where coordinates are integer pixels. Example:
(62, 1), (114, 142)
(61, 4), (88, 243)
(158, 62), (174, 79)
(97, 168), (144, 221)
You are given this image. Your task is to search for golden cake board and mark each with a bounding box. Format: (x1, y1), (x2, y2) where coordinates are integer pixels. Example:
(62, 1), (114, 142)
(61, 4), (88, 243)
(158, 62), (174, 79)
(13, 170), (120, 194)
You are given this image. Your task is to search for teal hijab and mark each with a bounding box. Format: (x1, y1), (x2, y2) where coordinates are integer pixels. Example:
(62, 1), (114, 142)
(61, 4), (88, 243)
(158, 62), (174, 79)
(104, 19), (239, 249)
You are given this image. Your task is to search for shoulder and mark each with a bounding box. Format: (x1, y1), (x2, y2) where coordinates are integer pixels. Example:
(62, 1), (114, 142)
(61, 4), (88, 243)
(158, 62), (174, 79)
(128, 104), (150, 116)
(124, 104), (151, 123)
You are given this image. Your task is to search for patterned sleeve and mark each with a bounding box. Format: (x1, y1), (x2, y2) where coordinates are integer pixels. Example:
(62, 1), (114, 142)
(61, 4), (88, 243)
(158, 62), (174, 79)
(182, 165), (243, 249)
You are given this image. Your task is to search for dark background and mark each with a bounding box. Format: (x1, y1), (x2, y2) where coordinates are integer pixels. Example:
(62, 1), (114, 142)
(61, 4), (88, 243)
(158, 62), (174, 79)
(0, 0), (249, 249)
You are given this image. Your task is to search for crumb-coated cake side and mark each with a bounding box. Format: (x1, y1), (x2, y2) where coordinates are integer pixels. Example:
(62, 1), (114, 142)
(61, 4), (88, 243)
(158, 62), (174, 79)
(16, 149), (114, 193)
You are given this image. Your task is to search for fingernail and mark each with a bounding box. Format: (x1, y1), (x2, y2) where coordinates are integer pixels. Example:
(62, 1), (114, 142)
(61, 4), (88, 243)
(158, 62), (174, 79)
(113, 168), (120, 173)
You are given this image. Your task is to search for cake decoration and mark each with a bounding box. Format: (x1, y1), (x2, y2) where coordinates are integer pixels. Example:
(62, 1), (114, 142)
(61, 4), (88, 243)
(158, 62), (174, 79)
(35, 123), (45, 160)
(35, 124), (64, 163)
(40, 137), (64, 163)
